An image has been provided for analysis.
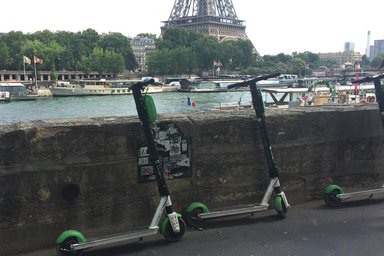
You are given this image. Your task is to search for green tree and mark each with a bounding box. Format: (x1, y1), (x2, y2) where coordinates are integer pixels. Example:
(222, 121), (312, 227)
(170, 47), (196, 75)
(80, 29), (100, 56)
(21, 39), (46, 69)
(41, 41), (66, 71)
(104, 49), (125, 76)
(361, 54), (370, 69)
(191, 36), (219, 70)
(55, 31), (79, 70)
(79, 47), (124, 76)
(0, 41), (12, 69)
(158, 28), (191, 49)
(30, 30), (56, 45)
(3, 31), (28, 69)
(371, 54), (384, 69)
(292, 57), (306, 77)
(99, 33), (137, 70)
(147, 49), (173, 76)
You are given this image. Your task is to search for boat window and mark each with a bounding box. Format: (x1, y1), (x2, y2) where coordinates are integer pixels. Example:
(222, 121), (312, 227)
(0, 84), (26, 94)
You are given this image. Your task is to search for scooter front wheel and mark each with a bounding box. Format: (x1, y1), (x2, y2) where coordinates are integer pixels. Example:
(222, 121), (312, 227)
(163, 216), (186, 242)
(56, 237), (83, 256)
(274, 195), (287, 218)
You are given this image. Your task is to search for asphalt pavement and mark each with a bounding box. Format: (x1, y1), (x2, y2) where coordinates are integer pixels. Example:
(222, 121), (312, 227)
(19, 198), (384, 256)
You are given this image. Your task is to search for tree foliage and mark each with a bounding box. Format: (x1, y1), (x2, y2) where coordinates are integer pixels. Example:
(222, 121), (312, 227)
(0, 29), (138, 76)
(150, 28), (258, 76)
(150, 28), (350, 77)
(1, 27), (376, 78)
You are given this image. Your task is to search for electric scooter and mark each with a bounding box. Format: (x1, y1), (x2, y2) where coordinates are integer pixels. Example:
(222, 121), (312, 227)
(184, 73), (290, 228)
(55, 79), (186, 255)
(324, 72), (384, 206)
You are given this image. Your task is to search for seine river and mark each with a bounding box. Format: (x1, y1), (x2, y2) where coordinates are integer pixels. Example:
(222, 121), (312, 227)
(0, 91), (259, 124)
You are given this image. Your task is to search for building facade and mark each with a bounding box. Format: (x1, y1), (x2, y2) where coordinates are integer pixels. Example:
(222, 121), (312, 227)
(344, 42), (354, 52)
(318, 51), (362, 66)
(130, 37), (156, 71)
(369, 39), (384, 60)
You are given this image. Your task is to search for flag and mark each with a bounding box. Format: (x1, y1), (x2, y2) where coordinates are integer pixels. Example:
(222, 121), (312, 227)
(213, 60), (222, 67)
(34, 55), (43, 64)
(354, 72), (358, 95)
(187, 96), (196, 107)
(23, 56), (31, 65)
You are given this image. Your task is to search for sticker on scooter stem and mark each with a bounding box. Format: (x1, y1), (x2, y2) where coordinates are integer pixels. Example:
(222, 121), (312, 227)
(137, 122), (192, 182)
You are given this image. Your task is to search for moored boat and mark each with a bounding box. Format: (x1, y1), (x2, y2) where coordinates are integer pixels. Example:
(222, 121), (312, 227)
(49, 80), (133, 96)
(189, 81), (226, 93)
(49, 79), (164, 97)
(0, 82), (37, 101)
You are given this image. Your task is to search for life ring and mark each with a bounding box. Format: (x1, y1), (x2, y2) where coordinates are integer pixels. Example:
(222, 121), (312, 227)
(367, 96), (376, 102)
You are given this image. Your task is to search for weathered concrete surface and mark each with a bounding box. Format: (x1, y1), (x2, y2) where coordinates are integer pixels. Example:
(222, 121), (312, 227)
(1, 105), (384, 255)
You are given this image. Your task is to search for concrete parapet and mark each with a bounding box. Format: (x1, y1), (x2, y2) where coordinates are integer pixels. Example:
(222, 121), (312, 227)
(1, 105), (384, 255)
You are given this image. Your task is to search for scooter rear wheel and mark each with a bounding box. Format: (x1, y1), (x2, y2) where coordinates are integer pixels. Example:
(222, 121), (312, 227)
(185, 207), (206, 228)
(324, 187), (343, 207)
(56, 237), (83, 256)
(163, 216), (186, 242)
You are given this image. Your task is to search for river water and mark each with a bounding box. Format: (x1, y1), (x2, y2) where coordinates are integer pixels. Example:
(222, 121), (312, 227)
(0, 91), (261, 124)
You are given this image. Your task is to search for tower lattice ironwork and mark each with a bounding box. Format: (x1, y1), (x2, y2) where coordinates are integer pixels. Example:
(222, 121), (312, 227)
(161, 0), (248, 42)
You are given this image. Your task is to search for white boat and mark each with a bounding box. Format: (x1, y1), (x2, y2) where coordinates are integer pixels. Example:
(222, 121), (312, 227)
(189, 81), (226, 93)
(49, 79), (164, 97)
(49, 80), (133, 96)
(162, 81), (180, 92)
(0, 82), (38, 101)
(142, 85), (163, 93)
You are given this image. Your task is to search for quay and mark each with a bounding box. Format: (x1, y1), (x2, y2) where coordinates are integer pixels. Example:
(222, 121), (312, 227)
(0, 70), (115, 82)
(1, 104), (384, 255)
(17, 199), (384, 256)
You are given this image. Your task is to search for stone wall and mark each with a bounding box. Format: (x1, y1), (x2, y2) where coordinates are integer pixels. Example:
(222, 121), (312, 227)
(1, 105), (384, 255)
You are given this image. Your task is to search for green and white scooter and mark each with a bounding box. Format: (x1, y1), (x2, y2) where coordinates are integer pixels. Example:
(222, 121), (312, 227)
(324, 73), (384, 206)
(184, 73), (290, 228)
(56, 79), (186, 255)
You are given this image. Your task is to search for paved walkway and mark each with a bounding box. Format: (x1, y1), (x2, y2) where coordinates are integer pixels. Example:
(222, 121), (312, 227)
(18, 198), (384, 256)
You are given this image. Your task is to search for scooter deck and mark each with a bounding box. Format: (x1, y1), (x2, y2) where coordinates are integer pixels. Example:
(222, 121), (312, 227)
(200, 204), (269, 219)
(337, 187), (384, 200)
(73, 227), (159, 250)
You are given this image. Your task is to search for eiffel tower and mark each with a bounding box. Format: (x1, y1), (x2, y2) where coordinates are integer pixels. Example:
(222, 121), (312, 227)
(161, 0), (248, 42)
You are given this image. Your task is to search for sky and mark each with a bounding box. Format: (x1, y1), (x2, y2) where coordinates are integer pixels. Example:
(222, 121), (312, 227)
(1, 0), (383, 56)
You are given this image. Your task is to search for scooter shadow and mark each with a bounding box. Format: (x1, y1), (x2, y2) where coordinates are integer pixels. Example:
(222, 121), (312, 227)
(82, 238), (169, 256)
(188, 209), (285, 231)
(318, 197), (384, 210)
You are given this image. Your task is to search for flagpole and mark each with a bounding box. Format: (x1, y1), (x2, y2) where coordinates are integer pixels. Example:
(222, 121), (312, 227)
(23, 58), (26, 81)
(34, 56), (38, 90)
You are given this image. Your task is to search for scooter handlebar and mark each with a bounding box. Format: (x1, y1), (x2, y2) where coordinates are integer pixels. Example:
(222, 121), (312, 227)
(129, 78), (155, 90)
(351, 73), (384, 84)
(227, 73), (280, 89)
